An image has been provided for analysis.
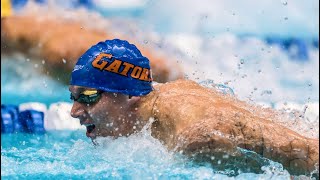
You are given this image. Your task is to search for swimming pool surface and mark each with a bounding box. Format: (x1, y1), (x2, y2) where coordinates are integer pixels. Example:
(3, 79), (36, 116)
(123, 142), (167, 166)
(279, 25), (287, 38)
(1, 129), (295, 180)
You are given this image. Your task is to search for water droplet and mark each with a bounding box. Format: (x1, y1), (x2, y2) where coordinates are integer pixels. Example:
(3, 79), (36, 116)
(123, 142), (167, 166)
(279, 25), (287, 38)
(240, 59), (245, 64)
(223, 154), (229, 159)
(254, 87), (257, 91)
(261, 90), (272, 96)
(144, 40), (148, 44)
(62, 59), (67, 64)
(284, 17), (288, 20)
(258, 69), (262, 73)
(232, 13), (236, 16)
(80, 27), (83, 29)
(308, 83), (312, 87)
(26, 58), (30, 62)
(283, 2), (288, 5)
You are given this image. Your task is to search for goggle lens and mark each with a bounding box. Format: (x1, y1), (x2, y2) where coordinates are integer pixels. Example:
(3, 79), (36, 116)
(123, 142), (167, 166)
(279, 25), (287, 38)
(70, 91), (102, 104)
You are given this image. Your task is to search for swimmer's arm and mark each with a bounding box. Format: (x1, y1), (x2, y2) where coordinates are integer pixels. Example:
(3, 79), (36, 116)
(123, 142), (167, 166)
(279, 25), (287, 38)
(251, 120), (319, 174)
(233, 115), (319, 176)
(175, 116), (319, 176)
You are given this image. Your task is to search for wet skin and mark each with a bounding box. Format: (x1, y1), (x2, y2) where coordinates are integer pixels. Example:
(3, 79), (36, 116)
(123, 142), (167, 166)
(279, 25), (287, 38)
(69, 80), (319, 176)
(69, 86), (146, 139)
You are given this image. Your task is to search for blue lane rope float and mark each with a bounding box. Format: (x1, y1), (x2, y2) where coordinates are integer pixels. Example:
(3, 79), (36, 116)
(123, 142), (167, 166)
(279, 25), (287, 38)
(1, 108), (14, 133)
(1, 104), (45, 134)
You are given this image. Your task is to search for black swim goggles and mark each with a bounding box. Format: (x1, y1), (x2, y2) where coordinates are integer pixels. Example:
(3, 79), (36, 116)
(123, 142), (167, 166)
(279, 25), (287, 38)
(70, 90), (102, 104)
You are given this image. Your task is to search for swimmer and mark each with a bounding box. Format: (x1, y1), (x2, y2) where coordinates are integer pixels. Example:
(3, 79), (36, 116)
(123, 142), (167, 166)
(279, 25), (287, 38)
(69, 39), (319, 176)
(1, 15), (182, 83)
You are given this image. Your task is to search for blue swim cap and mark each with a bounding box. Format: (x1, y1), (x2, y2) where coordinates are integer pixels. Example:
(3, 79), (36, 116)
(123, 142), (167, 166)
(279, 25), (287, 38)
(70, 39), (153, 96)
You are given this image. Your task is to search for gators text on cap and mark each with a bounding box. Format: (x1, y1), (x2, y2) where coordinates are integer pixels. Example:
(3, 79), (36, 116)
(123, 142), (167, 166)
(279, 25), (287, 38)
(70, 39), (153, 96)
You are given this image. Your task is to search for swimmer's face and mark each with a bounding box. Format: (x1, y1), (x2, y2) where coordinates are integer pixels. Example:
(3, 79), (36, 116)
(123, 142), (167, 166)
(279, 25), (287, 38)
(69, 85), (138, 139)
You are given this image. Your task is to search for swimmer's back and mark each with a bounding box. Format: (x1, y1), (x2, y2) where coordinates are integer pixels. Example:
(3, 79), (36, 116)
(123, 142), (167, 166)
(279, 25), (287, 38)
(138, 79), (241, 149)
(138, 79), (319, 175)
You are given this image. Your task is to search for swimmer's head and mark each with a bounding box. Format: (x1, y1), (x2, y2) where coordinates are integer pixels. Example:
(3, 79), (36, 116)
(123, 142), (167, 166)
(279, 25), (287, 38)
(70, 39), (153, 96)
(69, 39), (152, 140)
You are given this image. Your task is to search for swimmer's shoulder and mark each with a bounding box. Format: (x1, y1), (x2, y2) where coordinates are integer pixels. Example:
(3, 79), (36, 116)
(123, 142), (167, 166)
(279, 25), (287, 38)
(137, 79), (201, 119)
(152, 79), (203, 92)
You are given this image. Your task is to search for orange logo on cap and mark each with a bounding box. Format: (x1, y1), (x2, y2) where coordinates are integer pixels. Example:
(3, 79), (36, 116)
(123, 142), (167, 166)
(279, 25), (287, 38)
(92, 53), (152, 82)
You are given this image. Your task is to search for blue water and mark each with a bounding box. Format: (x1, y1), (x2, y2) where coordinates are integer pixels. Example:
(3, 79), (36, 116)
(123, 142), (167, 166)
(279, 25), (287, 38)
(1, 55), (71, 106)
(1, 130), (294, 179)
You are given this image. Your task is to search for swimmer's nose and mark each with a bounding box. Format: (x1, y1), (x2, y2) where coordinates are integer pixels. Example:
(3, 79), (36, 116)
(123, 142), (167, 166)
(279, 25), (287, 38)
(70, 102), (85, 118)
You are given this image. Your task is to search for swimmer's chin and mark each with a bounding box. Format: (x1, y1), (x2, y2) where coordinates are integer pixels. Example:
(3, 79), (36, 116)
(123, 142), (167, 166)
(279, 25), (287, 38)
(86, 131), (96, 139)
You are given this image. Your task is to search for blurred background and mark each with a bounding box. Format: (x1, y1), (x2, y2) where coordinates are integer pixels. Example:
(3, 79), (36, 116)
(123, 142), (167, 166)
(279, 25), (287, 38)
(1, 0), (319, 130)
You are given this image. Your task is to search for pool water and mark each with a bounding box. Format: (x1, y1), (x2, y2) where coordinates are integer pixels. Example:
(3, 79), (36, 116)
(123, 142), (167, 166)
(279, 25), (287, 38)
(1, 128), (294, 179)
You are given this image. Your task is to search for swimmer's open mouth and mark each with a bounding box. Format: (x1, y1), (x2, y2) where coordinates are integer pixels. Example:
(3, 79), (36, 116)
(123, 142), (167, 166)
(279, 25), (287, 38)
(86, 124), (96, 138)
(86, 124), (95, 133)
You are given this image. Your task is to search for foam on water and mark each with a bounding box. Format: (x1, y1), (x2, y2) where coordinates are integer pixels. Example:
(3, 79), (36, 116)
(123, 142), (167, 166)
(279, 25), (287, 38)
(1, 121), (294, 179)
(164, 33), (319, 104)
